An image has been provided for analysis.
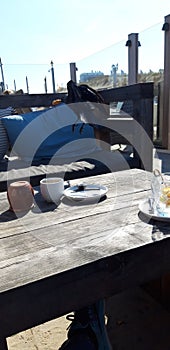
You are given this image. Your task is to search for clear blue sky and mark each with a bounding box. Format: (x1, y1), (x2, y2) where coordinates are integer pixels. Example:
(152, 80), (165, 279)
(0, 0), (170, 92)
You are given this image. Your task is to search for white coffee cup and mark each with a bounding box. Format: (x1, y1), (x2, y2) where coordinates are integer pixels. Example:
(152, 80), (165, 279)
(40, 177), (64, 203)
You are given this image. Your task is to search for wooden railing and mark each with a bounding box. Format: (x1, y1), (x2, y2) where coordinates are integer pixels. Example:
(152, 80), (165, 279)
(0, 82), (154, 171)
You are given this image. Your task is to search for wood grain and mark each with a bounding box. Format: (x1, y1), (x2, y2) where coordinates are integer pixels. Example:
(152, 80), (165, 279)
(1, 169), (169, 341)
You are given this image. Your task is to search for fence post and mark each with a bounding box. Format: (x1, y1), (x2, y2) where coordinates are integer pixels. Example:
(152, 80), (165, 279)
(14, 79), (16, 92)
(70, 62), (77, 83)
(126, 33), (140, 85)
(0, 58), (5, 91)
(26, 76), (29, 94)
(162, 14), (170, 149)
(50, 61), (56, 93)
(44, 76), (47, 93)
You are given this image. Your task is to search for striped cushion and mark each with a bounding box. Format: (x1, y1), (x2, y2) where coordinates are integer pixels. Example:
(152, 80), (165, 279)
(0, 107), (14, 160)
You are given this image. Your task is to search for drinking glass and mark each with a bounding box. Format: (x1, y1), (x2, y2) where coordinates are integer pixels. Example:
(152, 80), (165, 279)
(150, 169), (162, 212)
(158, 172), (170, 214)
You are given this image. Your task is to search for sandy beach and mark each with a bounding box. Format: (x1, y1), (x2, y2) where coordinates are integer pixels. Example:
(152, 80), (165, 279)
(7, 315), (70, 350)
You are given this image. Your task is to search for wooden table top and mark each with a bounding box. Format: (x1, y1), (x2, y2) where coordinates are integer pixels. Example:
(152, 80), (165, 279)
(0, 168), (169, 339)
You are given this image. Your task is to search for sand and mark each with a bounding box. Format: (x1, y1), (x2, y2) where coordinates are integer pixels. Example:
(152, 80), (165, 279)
(7, 316), (70, 350)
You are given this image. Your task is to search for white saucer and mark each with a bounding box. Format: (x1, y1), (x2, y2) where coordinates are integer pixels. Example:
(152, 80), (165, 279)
(63, 184), (108, 202)
(139, 199), (170, 222)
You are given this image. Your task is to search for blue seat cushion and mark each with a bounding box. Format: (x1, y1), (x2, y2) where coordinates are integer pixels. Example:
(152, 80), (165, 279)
(1, 103), (100, 162)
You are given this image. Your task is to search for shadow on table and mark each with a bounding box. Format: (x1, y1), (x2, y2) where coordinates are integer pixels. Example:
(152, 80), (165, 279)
(33, 191), (58, 213)
(62, 194), (107, 207)
(0, 208), (30, 222)
(138, 211), (170, 241)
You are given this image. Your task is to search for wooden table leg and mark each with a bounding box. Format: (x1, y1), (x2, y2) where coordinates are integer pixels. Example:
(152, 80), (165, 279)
(94, 127), (111, 150)
(0, 338), (8, 350)
(161, 272), (170, 308)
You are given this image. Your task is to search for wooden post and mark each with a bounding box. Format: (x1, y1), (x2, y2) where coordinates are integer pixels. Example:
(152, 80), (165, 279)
(50, 61), (56, 93)
(0, 58), (5, 91)
(70, 62), (77, 83)
(14, 79), (16, 92)
(162, 14), (170, 149)
(126, 33), (139, 85)
(26, 76), (29, 94)
(44, 76), (47, 93)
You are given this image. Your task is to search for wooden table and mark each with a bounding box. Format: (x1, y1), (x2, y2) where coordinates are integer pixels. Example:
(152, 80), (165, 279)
(0, 168), (169, 349)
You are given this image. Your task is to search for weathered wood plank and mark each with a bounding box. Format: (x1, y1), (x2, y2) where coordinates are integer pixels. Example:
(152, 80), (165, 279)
(100, 82), (154, 104)
(0, 170), (152, 239)
(0, 92), (67, 108)
(0, 83), (153, 108)
(0, 236), (170, 338)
